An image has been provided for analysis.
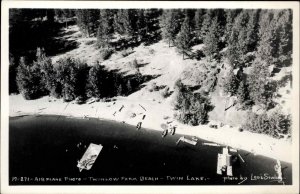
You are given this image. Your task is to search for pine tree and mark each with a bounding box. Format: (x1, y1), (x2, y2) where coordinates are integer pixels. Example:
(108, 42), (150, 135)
(122, 9), (133, 36)
(54, 9), (74, 27)
(55, 58), (88, 101)
(257, 9), (292, 67)
(88, 9), (100, 36)
(122, 9), (137, 38)
(245, 10), (260, 53)
(144, 9), (161, 38)
(174, 83), (213, 125)
(48, 64), (63, 98)
(236, 11), (249, 63)
(214, 9), (227, 38)
(256, 10), (276, 64)
(227, 10), (249, 67)
(76, 9), (99, 37)
(160, 10), (182, 47)
(200, 9), (214, 39)
(184, 9), (195, 31)
(236, 79), (250, 107)
(274, 9), (292, 66)
(117, 84), (123, 96)
(224, 9), (239, 44)
(227, 10), (260, 67)
(97, 9), (113, 48)
(76, 10), (89, 36)
(227, 27), (239, 67)
(113, 9), (137, 40)
(56, 58), (74, 101)
(203, 17), (220, 60)
(194, 9), (205, 40)
(73, 59), (89, 99)
(176, 15), (192, 59)
(223, 69), (238, 96)
(248, 60), (272, 108)
(126, 79), (132, 95)
(87, 62), (106, 98)
(36, 48), (56, 97)
(16, 57), (45, 99)
(113, 10), (125, 35)
(9, 54), (19, 94)
(136, 9), (146, 41)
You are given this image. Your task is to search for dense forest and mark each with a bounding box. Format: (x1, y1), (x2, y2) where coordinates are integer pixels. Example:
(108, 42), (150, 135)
(9, 8), (292, 138)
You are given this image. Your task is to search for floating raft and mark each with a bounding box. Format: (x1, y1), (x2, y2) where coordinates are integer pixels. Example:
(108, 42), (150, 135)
(176, 136), (197, 145)
(77, 143), (103, 172)
(217, 148), (233, 176)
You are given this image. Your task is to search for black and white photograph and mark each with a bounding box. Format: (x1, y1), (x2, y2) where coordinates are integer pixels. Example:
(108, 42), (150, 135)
(1, 1), (299, 194)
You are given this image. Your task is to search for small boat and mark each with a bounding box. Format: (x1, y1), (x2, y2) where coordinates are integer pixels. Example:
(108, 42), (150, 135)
(203, 142), (220, 147)
(182, 137), (197, 145)
(77, 143), (103, 172)
(136, 122), (142, 130)
(169, 127), (176, 135)
(162, 129), (168, 138)
(176, 136), (197, 145)
(217, 147), (233, 176)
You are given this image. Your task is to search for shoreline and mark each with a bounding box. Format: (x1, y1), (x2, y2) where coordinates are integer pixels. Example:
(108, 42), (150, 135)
(9, 94), (292, 163)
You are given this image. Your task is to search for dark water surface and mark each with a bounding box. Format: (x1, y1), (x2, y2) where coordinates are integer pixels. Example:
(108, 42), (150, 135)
(9, 115), (292, 185)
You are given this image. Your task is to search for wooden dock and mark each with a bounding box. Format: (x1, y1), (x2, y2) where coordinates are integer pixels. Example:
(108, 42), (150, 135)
(217, 148), (233, 176)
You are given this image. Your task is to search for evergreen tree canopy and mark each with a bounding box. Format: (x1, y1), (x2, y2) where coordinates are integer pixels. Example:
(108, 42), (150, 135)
(200, 10), (214, 39)
(203, 17), (220, 60)
(97, 9), (113, 48)
(227, 11), (249, 66)
(248, 60), (274, 108)
(176, 15), (192, 59)
(224, 9), (242, 43)
(194, 9), (205, 39)
(223, 69), (239, 96)
(160, 9), (182, 47)
(227, 10), (260, 67)
(56, 57), (89, 101)
(113, 9), (137, 38)
(16, 56), (45, 99)
(76, 9), (99, 37)
(136, 9), (147, 41)
(257, 9), (292, 66)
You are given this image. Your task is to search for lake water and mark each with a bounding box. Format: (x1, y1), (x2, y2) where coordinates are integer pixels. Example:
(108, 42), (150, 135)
(9, 115), (292, 185)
